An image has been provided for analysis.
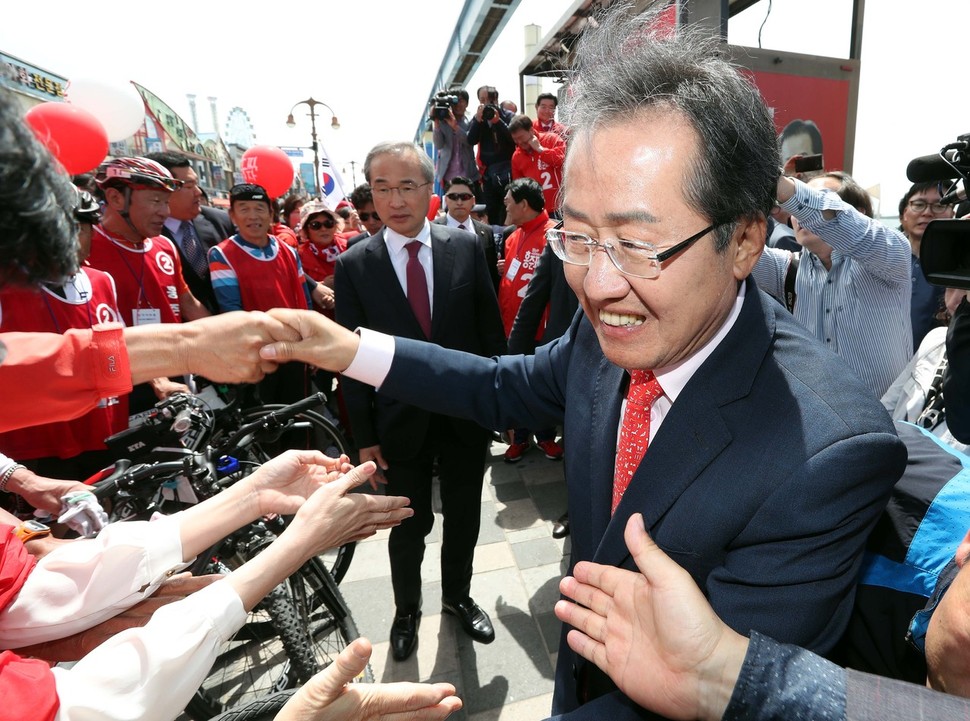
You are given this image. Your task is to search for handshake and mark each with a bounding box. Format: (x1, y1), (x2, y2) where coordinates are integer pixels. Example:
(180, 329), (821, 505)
(133, 310), (360, 387)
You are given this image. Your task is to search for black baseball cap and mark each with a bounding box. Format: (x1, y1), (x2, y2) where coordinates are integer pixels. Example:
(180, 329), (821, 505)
(230, 183), (272, 208)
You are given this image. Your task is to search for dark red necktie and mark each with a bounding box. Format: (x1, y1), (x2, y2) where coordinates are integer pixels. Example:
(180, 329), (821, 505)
(405, 241), (432, 339)
(612, 370), (663, 514)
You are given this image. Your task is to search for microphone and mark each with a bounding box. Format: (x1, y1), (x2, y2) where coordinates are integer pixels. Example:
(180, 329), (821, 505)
(940, 186), (967, 206)
(907, 148), (964, 182)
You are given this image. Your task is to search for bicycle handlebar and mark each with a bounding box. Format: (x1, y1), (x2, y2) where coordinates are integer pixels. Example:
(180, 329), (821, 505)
(216, 392), (327, 454)
(89, 456), (206, 501)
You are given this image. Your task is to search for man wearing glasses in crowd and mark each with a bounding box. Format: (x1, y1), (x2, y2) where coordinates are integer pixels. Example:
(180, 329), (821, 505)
(900, 182), (954, 350)
(436, 176), (499, 289)
(333, 143), (505, 663)
(261, 8), (905, 717)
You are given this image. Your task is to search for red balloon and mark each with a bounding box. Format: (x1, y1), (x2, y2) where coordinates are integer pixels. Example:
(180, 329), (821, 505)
(240, 145), (295, 198)
(24, 102), (109, 175)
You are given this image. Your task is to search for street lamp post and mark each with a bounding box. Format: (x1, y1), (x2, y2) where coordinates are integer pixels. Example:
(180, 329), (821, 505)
(286, 97), (339, 199)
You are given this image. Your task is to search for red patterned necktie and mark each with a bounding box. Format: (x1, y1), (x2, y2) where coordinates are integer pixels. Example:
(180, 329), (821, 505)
(612, 370), (664, 514)
(405, 241), (432, 338)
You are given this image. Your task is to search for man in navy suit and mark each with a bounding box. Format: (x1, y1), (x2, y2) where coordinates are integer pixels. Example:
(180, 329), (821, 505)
(260, 9), (905, 718)
(147, 152), (233, 313)
(334, 142), (506, 662)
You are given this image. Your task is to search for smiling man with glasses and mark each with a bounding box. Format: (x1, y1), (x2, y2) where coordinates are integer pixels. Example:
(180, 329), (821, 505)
(259, 9), (905, 718)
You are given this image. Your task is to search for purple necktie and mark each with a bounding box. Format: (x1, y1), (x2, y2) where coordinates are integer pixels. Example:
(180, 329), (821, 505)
(405, 241), (432, 338)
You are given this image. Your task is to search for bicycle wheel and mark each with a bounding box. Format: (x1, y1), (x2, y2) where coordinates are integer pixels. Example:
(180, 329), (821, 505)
(183, 569), (318, 720)
(206, 690), (296, 721)
(284, 556), (374, 683)
(236, 404), (356, 584)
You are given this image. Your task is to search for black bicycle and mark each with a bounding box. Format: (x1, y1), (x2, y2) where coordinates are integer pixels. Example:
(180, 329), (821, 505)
(102, 391), (356, 583)
(90, 395), (370, 719)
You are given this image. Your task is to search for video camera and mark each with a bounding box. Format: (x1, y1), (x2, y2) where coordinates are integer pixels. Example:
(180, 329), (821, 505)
(909, 133), (970, 289)
(481, 86), (500, 122)
(431, 90), (460, 121)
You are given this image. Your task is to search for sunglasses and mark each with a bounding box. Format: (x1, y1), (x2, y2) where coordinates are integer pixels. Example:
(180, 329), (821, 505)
(307, 218), (336, 230)
(359, 211), (380, 222)
(446, 192), (474, 202)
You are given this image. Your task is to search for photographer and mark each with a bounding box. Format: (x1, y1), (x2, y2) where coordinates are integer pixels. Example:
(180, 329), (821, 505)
(430, 89), (480, 194)
(468, 85), (515, 226)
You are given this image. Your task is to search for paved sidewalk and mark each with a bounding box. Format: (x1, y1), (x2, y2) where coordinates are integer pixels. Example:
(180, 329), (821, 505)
(340, 441), (571, 720)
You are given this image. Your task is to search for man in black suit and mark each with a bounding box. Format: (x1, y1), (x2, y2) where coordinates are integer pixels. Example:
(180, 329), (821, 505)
(435, 176), (499, 289)
(334, 142), (506, 661)
(147, 152), (233, 313)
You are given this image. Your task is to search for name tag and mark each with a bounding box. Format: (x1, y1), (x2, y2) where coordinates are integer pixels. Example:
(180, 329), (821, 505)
(133, 308), (161, 325)
(505, 257), (521, 282)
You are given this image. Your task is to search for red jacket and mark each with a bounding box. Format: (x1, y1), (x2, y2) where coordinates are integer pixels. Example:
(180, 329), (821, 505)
(498, 211), (555, 336)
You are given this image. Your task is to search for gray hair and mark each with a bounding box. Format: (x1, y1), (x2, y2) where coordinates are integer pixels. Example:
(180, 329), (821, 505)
(561, 4), (779, 250)
(363, 142), (435, 185)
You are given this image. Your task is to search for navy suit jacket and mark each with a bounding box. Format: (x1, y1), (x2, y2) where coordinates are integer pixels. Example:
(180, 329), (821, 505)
(161, 206), (233, 313)
(377, 279), (906, 719)
(334, 223), (505, 459)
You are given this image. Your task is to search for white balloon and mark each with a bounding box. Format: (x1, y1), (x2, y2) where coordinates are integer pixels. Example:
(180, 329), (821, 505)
(65, 78), (145, 143)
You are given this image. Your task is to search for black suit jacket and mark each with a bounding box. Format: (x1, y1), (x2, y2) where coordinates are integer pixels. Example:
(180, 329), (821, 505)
(377, 279), (906, 719)
(345, 230), (372, 249)
(434, 216), (499, 289)
(335, 224), (505, 459)
(161, 206), (234, 312)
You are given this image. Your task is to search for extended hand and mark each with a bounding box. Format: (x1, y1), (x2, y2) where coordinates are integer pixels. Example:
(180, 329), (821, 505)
(179, 311), (302, 383)
(284, 462), (413, 555)
(276, 637), (461, 721)
(555, 514), (747, 721)
(245, 449), (353, 517)
(259, 308), (361, 372)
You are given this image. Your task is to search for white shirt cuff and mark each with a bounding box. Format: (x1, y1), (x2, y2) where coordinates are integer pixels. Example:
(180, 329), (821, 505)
(343, 327), (395, 389)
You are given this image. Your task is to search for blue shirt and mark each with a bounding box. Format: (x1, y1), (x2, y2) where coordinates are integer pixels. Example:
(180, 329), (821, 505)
(751, 179), (912, 397)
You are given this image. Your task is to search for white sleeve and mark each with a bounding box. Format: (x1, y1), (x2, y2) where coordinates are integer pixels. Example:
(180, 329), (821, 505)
(342, 327), (396, 389)
(0, 514), (189, 648)
(52, 579), (246, 721)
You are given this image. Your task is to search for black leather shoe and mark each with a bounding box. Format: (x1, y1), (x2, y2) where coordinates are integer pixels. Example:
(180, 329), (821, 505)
(552, 511), (570, 539)
(390, 610), (421, 661)
(442, 597), (495, 643)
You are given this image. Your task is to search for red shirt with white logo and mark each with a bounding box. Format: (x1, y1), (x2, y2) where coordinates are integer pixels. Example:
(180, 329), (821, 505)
(511, 131), (566, 215)
(87, 225), (188, 326)
(0, 268), (129, 459)
(498, 210), (555, 337)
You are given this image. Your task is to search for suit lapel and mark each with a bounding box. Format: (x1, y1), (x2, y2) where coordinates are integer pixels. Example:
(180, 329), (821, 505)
(592, 283), (774, 567)
(363, 231), (421, 333)
(429, 225), (456, 340)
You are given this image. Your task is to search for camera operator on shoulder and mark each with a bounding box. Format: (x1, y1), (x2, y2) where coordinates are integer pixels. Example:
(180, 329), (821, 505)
(430, 89), (480, 194)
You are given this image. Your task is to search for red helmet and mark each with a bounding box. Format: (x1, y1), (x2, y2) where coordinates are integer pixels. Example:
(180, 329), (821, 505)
(95, 157), (182, 193)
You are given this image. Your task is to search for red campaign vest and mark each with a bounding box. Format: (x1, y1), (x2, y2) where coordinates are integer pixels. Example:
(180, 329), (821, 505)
(498, 211), (554, 337)
(0, 269), (129, 459)
(217, 237), (308, 312)
(511, 131), (565, 214)
(87, 226), (186, 326)
(299, 237), (346, 283)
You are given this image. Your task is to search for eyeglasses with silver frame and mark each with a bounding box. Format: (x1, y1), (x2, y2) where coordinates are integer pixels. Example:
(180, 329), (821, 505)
(545, 220), (719, 279)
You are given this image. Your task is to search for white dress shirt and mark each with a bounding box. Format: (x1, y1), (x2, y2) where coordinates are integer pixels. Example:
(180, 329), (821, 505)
(383, 221), (433, 311)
